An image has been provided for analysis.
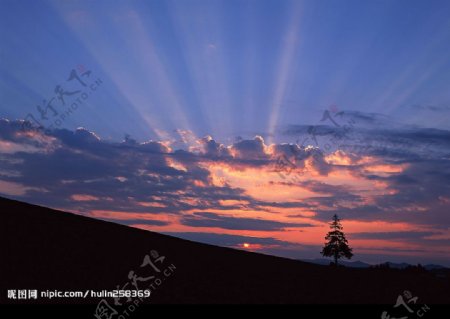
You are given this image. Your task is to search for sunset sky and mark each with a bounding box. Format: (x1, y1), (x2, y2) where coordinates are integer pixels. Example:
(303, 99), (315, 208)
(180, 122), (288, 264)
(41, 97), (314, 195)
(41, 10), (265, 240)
(1, 0), (450, 266)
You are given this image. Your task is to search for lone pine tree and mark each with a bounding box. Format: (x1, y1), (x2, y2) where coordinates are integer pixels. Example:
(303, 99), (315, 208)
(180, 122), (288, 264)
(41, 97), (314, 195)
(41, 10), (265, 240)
(321, 214), (353, 265)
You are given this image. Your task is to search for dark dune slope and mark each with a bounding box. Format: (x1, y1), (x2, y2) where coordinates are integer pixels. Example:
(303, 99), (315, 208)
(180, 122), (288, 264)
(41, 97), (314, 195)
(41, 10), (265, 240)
(1, 196), (449, 304)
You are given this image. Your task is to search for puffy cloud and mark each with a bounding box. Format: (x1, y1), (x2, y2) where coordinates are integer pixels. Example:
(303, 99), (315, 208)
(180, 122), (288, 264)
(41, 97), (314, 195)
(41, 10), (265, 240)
(198, 135), (231, 157)
(230, 135), (269, 160)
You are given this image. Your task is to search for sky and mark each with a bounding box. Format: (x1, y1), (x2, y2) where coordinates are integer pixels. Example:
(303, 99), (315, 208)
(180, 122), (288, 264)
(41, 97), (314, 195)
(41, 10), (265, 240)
(1, 0), (450, 266)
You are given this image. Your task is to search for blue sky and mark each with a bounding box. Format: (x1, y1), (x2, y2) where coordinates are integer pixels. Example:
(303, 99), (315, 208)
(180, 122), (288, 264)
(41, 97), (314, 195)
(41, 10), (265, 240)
(1, 0), (450, 143)
(1, 0), (450, 265)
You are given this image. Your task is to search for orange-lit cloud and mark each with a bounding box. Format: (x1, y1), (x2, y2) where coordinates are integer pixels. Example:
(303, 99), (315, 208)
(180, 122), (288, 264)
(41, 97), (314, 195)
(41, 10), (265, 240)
(2, 119), (449, 265)
(71, 194), (99, 201)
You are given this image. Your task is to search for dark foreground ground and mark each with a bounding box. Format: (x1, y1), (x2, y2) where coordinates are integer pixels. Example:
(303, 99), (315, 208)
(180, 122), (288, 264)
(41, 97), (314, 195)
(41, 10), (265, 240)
(1, 196), (449, 305)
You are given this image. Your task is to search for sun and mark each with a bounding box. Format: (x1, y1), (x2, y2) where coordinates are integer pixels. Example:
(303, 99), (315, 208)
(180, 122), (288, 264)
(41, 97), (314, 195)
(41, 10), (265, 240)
(243, 243), (250, 248)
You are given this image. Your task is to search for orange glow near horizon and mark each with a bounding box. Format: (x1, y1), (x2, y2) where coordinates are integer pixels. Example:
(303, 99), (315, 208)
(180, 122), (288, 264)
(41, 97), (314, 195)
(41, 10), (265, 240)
(73, 150), (447, 262)
(204, 162), (322, 202)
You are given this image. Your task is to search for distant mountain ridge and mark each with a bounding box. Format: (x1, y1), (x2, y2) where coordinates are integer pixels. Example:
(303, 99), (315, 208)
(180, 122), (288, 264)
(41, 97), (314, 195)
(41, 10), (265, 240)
(304, 259), (449, 270)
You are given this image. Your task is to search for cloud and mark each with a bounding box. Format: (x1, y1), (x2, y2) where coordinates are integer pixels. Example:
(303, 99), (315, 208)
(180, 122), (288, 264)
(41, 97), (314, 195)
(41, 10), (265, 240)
(230, 135), (268, 160)
(180, 211), (315, 231)
(282, 112), (450, 159)
(0, 180), (43, 196)
(410, 104), (450, 112)
(107, 219), (170, 227)
(198, 135), (231, 157)
(350, 231), (436, 240)
(71, 194), (99, 201)
(0, 131), (228, 214)
(1, 115), (450, 262)
(334, 111), (393, 126)
(0, 119), (57, 151)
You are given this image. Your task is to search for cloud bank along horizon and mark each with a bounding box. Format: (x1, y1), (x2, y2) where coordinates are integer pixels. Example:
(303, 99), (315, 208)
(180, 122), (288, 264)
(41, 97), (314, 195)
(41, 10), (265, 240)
(0, 114), (449, 265)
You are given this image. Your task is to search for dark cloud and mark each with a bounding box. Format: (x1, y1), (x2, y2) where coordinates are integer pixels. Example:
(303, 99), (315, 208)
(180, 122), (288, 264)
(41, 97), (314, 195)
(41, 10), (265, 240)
(269, 143), (307, 167)
(103, 218), (170, 227)
(1, 116), (450, 235)
(335, 111), (393, 126)
(199, 136), (231, 157)
(411, 104), (450, 112)
(350, 231), (436, 240)
(231, 135), (268, 160)
(181, 212), (315, 231)
(283, 112), (450, 160)
(0, 120), (249, 214)
(310, 158), (450, 225)
(260, 201), (312, 209)
(300, 180), (353, 196)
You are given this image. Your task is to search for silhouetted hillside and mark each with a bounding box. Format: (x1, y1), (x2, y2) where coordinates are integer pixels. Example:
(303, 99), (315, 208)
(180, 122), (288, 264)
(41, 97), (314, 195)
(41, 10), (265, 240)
(1, 196), (449, 304)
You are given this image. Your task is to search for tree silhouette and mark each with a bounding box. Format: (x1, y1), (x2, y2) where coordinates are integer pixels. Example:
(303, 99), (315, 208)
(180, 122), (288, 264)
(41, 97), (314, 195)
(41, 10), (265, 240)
(321, 214), (353, 265)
